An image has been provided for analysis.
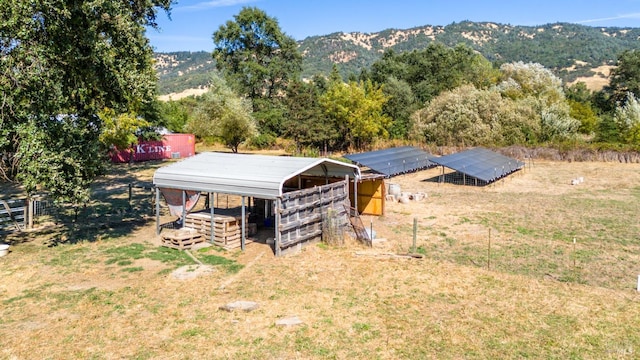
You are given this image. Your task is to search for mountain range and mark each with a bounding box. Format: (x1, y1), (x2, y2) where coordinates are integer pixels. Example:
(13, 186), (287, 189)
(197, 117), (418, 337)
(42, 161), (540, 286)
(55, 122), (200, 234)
(154, 21), (640, 97)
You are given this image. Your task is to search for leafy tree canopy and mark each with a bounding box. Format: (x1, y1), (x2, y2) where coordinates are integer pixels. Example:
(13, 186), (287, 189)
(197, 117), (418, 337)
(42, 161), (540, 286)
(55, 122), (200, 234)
(412, 84), (538, 146)
(496, 62), (579, 142)
(186, 74), (256, 153)
(98, 108), (150, 155)
(212, 7), (302, 112)
(320, 79), (390, 150)
(381, 76), (417, 139)
(0, 0), (172, 202)
(608, 50), (640, 105)
(369, 43), (497, 104)
(613, 93), (640, 145)
(282, 80), (335, 153)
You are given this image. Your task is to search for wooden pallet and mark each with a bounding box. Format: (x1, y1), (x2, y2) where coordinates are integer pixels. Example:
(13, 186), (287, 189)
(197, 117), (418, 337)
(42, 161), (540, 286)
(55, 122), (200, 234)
(183, 210), (252, 250)
(161, 229), (204, 250)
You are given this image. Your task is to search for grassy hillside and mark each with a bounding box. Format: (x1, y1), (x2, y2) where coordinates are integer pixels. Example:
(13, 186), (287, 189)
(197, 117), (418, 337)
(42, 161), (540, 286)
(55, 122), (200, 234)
(155, 51), (217, 95)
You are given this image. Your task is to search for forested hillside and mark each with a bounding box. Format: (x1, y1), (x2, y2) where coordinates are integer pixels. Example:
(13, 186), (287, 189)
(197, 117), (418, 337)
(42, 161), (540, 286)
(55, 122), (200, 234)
(299, 21), (640, 80)
(155, 21), (640, 95)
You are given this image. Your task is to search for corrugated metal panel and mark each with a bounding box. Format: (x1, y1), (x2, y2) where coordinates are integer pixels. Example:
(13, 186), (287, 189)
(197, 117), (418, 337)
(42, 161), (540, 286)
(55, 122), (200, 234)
(344, 146), (434, 177)
(430, 147), (524, 182)
(152, 152), (361, 199)
(111, 134), (196, 163)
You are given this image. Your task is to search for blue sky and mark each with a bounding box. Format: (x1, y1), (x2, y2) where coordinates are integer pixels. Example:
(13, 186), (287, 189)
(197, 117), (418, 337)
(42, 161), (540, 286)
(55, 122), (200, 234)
(147, 0), (640, 52)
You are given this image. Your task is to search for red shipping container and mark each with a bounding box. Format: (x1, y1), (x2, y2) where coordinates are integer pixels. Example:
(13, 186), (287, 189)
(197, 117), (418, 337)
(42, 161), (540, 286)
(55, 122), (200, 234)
(111, 134), (196, 163)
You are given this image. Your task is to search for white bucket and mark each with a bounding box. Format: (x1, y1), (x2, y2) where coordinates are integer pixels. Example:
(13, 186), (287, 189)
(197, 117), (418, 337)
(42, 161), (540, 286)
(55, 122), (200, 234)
(398, 195), (411, 204)
(0, 244), (9, 257)
(413, 192), (426, 202)
(388, 183), (401, 196)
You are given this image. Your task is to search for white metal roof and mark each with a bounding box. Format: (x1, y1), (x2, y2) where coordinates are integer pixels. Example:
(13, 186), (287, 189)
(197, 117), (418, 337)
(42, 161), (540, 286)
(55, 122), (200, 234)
(153, 152), (361, 199)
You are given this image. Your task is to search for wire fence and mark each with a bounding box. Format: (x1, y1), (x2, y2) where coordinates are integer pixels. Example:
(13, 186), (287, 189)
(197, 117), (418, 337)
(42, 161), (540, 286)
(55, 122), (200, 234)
(0, 183), (158, 235)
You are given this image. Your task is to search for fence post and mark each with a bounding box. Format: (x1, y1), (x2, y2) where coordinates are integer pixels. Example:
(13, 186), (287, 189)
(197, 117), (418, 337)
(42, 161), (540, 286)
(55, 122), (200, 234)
(488, 228), (492, 270)
(128, 183), (133, 209)
(27, 197), (33, 229)
(155, 187), (160, 235)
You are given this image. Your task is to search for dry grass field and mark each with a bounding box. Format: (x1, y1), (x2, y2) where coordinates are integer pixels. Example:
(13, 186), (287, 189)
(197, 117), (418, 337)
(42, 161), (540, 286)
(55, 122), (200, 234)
(1, 158), (640, 359)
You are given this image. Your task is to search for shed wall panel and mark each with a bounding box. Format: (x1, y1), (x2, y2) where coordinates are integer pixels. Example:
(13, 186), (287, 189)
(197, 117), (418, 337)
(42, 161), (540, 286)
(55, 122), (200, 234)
(276, 180), (350, 253)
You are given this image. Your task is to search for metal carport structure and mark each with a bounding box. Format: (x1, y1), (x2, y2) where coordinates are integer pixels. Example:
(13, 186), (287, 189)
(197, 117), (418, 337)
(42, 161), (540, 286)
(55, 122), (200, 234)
(152, 152), (361, 255)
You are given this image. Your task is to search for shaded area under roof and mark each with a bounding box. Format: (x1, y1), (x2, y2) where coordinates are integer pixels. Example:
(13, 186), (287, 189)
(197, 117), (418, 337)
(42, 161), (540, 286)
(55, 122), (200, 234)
(153, 152), (361, 200)
(430, 147), (524, 183)
(344, 146), (434, 177)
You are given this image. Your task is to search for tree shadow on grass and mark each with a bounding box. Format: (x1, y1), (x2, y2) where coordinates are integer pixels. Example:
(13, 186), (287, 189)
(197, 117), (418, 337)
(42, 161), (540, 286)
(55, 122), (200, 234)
(3, 160), (168, 246)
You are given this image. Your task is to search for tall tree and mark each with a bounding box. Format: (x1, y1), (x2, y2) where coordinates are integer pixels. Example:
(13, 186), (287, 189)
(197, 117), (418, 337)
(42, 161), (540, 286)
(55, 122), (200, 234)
(98, 108), (150, 158)
(0, 0), (172, 202)
(369, 43), (497, 105)
(613, 93), (640, 145)
(608, 50), (640, 104)
(212, 7), (302, 135)
(381, 77), (417, 139)
(320, 80), (390, 150)
(157, 97), (198, 133)
(186, 74), (256, 153)
(283, 80), (336, 153)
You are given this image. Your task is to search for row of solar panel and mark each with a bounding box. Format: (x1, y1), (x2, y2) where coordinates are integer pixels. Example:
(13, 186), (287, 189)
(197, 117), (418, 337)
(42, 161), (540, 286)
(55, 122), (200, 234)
(344, 146), (525, 183)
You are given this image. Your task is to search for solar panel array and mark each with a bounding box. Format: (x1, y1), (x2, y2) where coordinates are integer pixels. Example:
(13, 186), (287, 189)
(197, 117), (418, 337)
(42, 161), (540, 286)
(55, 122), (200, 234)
(344, 146), (434, 177)
(430, 147), (524, 182)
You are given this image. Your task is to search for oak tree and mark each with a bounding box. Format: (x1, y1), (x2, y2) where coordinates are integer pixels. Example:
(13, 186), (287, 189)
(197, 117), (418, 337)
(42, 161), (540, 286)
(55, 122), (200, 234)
(0, 0), (172, 202)
(187, 75), (256, 153)
(212, 7), (302, 135)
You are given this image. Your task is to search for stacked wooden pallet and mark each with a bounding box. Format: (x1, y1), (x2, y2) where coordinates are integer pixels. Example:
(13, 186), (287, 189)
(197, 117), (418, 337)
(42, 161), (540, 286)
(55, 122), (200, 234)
(184, 210), (252, 250)
(161, 229), (204, 250)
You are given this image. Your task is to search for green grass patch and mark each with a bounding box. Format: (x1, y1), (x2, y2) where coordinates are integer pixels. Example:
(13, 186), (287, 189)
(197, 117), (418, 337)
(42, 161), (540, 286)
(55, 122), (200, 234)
(181, 327), (206, 337)
(414, 245), (428, 255)
(104, 243), (146, 265)
(198, 253), (244, 273)
(146, 246), (193, 265)
(3, 289), (43, 305)
(45, 246), (92, 267)
(104, 243), (194, 270)
(516, 226), (536, 236)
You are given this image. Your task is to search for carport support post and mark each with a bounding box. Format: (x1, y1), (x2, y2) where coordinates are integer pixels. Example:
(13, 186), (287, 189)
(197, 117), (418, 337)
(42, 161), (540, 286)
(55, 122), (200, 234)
(209, 194), (215, 244)
(181, 190), (186, 228)
(348, 175), (358, 215)
(155, 187), (160, 235)
(241, 196), (246, 251)
(275, 197), (282, 256)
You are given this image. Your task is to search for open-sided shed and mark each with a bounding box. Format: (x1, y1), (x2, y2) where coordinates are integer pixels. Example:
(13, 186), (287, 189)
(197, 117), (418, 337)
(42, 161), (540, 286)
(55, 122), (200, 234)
(153, 152), (361, 255)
